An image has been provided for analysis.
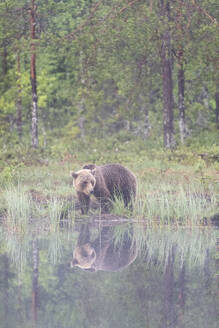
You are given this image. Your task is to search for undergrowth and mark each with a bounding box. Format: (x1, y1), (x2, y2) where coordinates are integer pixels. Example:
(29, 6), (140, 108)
(0, 131), (218, 228)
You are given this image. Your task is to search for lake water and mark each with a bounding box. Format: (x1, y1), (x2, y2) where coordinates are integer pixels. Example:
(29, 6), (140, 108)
(0, 217), (218, 328)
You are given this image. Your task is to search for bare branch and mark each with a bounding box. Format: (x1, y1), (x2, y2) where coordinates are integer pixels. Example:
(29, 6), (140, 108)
(117, 0), (140, 15)
(191, 0), (217, 24)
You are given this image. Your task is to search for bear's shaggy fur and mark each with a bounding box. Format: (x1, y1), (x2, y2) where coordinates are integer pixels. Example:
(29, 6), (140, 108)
(71, 163), (136, 214)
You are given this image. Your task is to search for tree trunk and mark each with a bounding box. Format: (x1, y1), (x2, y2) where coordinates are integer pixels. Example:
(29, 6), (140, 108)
(160, 1), (174, 148)
(216, 88), (219, 129)
(3, 43), (8, 76)
(175, 0), (187, 144)
(178, 63), (186, 143)
(139, 94), (150, 138)
(16, 52), (22, 139)
(30, 0), (38, 148)
(32, 238), (39, 327)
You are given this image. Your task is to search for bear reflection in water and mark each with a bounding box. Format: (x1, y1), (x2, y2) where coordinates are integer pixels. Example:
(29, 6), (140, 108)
(71, 222), (137, 272)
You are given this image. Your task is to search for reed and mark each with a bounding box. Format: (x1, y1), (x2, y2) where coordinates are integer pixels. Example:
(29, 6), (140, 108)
(132, 179), (217, 226)
(111, 194), (133, 218)
(4, 185), (31, 229)
(47, 197), (64, 231)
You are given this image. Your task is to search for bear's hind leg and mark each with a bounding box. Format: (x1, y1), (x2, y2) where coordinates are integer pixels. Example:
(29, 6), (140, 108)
(99, 198), (112, 214)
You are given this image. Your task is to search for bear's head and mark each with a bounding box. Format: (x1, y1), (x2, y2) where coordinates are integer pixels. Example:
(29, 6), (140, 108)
(71, 243), (96, 270)
(71, 169), (96, 196)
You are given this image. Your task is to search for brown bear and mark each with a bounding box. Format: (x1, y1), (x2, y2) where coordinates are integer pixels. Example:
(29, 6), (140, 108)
(71, 163), (136, 214)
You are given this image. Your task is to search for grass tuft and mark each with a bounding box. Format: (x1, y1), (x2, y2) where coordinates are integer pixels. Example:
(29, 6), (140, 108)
(4, 185), (31, 229)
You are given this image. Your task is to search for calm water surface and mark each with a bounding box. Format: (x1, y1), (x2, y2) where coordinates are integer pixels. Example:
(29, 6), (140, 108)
(0, 217), (218, 328)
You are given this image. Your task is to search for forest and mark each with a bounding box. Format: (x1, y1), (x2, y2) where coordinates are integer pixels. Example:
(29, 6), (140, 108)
(0, 0), (218, 164)
(0, 2), (219, 328)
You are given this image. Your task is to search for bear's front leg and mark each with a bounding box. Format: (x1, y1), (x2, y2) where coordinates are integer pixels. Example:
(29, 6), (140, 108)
(77, 192), (90, 214)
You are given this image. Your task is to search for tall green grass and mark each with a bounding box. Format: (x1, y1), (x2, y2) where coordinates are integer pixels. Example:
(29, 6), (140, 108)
(47, 197), (64, 231)
(2, 177), (217, 229)
(132, 180), (217, 225)
(106, 177), (217, 226)
(4, 185), (31, 229)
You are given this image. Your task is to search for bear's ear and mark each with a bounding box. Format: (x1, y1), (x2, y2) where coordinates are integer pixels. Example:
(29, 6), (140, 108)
(83, 164), (96, 170)
(70, 171), (78, 179)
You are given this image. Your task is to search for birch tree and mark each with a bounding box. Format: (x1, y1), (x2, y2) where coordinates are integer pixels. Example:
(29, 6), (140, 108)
(29, 0), (38, 148)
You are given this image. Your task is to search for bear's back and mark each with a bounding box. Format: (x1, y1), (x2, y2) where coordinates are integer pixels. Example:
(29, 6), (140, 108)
(99, 164), (136, 195)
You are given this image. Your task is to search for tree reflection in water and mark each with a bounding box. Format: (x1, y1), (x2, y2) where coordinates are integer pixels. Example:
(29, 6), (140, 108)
(0, 215), (218, 328)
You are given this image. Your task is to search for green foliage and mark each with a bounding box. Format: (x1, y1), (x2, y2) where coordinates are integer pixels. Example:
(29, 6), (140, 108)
(0, 0), (218, 153)
(0, 166), (15, 184)
(4, 185), (31, 228)
(1, 142), (218, 230)
(0, 0), (218, 227)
